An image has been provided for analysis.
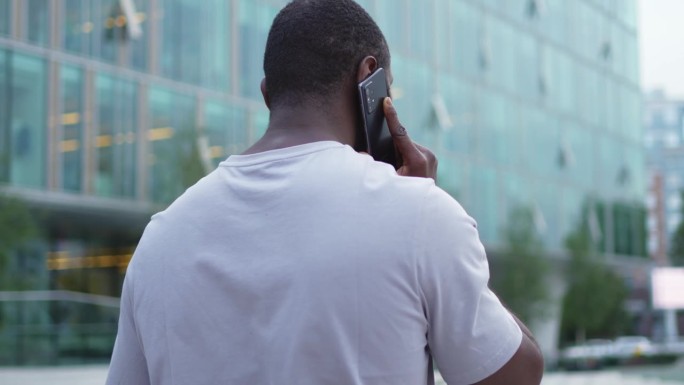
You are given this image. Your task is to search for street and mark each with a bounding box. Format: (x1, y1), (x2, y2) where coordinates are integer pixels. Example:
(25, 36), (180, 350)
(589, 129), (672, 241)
(1, 365), (683, 385)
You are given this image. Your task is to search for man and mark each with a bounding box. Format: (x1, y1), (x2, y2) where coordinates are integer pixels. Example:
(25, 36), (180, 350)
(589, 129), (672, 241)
(106, 1), (544, 384)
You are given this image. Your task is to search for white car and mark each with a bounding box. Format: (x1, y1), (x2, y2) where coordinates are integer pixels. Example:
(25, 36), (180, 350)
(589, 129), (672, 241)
(611, 336), (656, 360)
(559, 339), (613, 370)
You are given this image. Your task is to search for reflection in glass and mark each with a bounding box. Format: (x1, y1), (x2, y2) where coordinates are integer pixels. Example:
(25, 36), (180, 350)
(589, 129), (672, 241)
(204, 101), (247, 166)
(148, 87), (195, 203)
(95, 74), (137, 198)
(60, 65), (84, 192)
(0, 53), (47, 188)
(0, 0), (9, 35)
(0, 50), (7, 182)
(130, 0), (149, 71)
(94, 0), (118, 62)
(62, 0), (124, 62)
(239, 0), (279, 99)
(161, 0), (201, 85)
(63, 0), (87, 54)
(27, 0), (49, 46)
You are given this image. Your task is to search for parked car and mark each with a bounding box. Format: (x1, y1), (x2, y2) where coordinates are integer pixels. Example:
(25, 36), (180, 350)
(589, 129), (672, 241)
(559, 339), (613, 370)
(611, 336), (656, 361)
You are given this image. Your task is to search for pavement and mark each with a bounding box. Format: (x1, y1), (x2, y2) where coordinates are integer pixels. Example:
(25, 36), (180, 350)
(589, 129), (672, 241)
(1, 365), (683, 385)
(0, 365), (108, 385)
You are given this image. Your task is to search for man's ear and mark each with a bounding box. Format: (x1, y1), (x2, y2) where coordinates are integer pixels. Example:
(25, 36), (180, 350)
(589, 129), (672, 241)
(356, 56), (378, 83)
(260, 78), (271, 110)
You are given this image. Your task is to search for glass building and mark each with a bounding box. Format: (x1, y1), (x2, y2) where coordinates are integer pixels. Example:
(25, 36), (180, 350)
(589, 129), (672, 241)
(0, 0), (643, 364)
(644, 90), (684, 260)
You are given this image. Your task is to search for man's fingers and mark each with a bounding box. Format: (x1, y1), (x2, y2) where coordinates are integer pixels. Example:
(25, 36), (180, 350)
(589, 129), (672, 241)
(383, 98), (438, 179)
(384, 98), (419, 159)
(384, 98), (409, 139)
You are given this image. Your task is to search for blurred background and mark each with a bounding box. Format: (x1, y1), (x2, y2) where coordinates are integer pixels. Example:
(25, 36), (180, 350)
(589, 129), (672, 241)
(0, 0), (683, 383)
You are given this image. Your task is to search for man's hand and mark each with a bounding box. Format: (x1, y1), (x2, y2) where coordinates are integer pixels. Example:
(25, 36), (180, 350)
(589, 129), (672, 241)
(383, 98), (438, 179)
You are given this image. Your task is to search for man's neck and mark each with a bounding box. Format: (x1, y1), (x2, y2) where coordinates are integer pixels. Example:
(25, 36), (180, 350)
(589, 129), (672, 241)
(241, 104), (356, 155)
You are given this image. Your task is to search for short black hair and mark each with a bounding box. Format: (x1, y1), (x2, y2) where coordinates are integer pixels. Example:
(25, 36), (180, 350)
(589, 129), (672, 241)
(263, 0), (390, 108)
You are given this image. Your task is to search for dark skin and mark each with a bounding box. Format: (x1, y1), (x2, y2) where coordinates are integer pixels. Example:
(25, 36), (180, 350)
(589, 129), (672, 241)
(246, 56), (543, 385)
(243, 56), (437, 179)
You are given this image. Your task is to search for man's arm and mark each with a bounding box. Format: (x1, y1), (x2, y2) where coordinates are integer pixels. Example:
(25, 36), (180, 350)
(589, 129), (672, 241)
(385, 97), (543, 384)
(415, 187), (544, 385)
(473, 312), (544, 385)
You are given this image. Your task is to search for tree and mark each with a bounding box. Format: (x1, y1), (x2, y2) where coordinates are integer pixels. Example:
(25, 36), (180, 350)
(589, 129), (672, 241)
(559, 222), (630, 345)
(0, 194), (38, 283)
(491, 205), (551, 325)
(154, 127), (213, 203)
(669, 191), (684, 266)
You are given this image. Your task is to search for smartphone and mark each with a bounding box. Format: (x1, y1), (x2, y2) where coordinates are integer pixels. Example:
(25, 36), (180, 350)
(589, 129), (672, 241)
(357, 68), (399, 168)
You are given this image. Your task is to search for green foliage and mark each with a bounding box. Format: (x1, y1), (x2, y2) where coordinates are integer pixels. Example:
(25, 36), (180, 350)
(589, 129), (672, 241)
(0, 194), (37, 275)
(669, 191), (684, 266)
(175, 129), (209, 190)
(588, 199), (647, 257)
(559, 224), (630, 345)
(612, 201), (648, 257)
(491, 206), (550, 325)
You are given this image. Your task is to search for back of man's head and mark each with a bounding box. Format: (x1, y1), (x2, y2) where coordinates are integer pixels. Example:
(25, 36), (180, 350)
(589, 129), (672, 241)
(263, 0), (390, 109)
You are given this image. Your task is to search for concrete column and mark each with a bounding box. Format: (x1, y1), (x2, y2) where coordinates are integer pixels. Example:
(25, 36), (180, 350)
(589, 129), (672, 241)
(531, 262), (567, 365)
(664, 309), (679, 343)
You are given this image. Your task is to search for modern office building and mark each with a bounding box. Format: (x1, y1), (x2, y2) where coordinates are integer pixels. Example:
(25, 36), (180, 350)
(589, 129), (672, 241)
(0, 0), (644, 364)
(644, 90), (684, 262)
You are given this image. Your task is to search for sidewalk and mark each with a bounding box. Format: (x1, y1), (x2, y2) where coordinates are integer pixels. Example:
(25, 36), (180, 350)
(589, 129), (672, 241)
(1, 365), (682, 385)
(436, 370), (684, 385)
(0, 365), (108, 385)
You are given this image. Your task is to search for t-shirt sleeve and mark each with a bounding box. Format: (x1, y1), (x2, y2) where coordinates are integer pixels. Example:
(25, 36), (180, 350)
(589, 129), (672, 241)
(416, 186), (522, 385)
(106, 268), (151, 385)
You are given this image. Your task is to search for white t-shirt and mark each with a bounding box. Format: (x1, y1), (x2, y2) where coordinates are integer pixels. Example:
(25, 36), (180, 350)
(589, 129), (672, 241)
(106, 141), (522, 385)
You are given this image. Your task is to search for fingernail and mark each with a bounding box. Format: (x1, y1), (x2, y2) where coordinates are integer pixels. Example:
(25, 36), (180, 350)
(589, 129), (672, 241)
(386, 98), (393, 107)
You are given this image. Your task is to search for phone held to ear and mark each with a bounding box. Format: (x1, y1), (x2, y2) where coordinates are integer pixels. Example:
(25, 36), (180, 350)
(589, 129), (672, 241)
(357, 68), (400, 169)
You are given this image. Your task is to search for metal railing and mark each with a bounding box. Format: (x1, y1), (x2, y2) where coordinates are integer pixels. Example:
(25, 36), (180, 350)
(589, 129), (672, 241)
(0, 291), (121, 366)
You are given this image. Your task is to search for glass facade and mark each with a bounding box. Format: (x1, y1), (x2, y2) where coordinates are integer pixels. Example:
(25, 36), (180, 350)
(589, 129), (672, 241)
(0, 0), (646, 250)
(0, 0), (646, 366)
(372, 0), (643, 253)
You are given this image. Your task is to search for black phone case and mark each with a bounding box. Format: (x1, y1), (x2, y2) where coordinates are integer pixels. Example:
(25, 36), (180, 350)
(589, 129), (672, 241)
(358, 68), (399, 169)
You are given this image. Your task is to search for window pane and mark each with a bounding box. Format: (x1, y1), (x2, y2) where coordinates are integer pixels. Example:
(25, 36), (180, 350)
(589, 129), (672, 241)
(0, 0), (9, 35)
(200, 0), (230, 90)
(95, 0), (119, 62)
(468, 164), (499, 243)
(375, 0), (409, 55)
(450, 0), (479, 78)
(487, 17), (516, 93)
(408, 0), (432, 60)
(27, 0), (50, 46)
(442, 75), (476, 155)
(130, 0), (149, 71)
(148, 87), (195, 203)
(239, 0), (279, 99)
(60, 65), (84, 192)
(523, 107), (559, 178)
(514, 30), (539, 101)
(95, 74), (137, 198)
(564, 121), (594, 188)
(63, 0), (87, 54)
(161, 0), (201, 84)
(0, 50), (8, 182)
(8, 54), (47, 188)
(204, 101), (247, 166)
